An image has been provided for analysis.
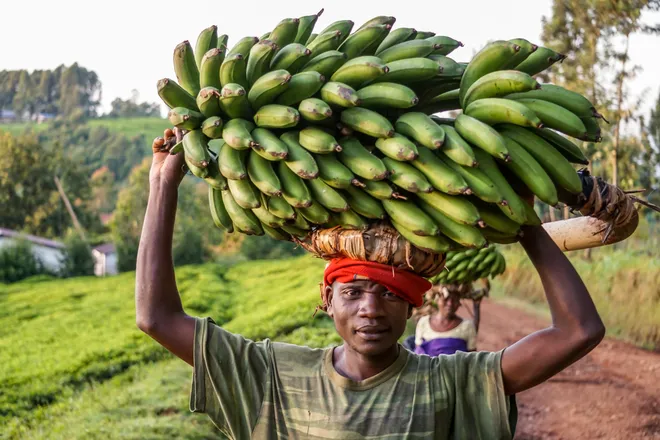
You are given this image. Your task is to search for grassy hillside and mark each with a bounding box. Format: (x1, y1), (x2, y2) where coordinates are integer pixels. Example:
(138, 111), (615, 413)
(1, 117), (169, 139)
(1, 256), (336, 439)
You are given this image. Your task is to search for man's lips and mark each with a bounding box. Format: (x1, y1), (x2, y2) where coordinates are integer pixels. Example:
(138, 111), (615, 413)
(355, 326), (390, 339)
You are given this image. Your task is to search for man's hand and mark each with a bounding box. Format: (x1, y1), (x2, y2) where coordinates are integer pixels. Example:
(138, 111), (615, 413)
(150, 128), (187, 190)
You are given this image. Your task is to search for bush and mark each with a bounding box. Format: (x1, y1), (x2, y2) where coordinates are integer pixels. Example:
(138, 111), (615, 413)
(240, 234), (306, 260)
(0, 239), (46, 283)
(61, 233), (95, 278)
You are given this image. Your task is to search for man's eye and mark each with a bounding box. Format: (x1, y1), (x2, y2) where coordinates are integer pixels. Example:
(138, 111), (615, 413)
(344, 290), (359, 297)
(383, 291), (396, 298)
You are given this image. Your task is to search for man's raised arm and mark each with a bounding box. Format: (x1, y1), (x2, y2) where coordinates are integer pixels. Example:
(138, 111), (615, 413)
(501, 225), (605, 395)
(135, 128), (195, 366)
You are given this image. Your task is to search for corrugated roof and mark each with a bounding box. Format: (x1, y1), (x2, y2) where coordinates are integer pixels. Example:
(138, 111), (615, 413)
(93, 243), (116, 254)
(0, 228), (65, 249)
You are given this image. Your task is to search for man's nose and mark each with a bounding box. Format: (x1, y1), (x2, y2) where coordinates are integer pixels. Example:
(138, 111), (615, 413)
(358, 293), (385, 317)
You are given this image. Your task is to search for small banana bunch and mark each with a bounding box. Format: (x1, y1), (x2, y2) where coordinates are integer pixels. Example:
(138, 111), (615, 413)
(156, 10), (602, 254)
(430, 245), (505, 285)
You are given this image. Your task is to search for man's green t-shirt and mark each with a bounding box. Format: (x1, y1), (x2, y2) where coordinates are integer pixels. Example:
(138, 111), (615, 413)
(190, 317), (517, 439)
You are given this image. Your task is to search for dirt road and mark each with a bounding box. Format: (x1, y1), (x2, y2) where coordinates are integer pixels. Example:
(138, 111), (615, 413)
(476, 299), (660, 439)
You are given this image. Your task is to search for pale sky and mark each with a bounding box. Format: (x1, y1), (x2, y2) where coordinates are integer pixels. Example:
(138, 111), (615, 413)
(2, 0), (659, 118)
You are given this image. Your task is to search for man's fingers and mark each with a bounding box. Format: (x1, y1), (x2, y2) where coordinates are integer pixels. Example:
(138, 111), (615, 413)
(174, 127), (184, 142)
(152, 136), (166, 154)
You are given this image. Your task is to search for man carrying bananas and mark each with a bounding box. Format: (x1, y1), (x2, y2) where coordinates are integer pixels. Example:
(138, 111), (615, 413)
(137, 128), (605, 439)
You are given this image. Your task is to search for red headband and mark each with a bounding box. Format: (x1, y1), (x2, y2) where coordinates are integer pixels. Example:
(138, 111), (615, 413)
(322, 258), (431, 308)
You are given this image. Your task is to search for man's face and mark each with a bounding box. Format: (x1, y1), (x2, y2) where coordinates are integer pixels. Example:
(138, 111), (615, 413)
(326, 280), (412, 357)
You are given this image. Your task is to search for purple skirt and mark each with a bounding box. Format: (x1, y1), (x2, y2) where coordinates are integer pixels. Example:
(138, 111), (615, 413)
(415, 338), (468, 356)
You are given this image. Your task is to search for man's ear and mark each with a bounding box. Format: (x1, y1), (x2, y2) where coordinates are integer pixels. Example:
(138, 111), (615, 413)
(408, 304), (414, 319)
(325, 285), (334, 317)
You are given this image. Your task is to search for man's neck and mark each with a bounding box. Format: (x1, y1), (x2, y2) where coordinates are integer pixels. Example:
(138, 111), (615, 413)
(332, 343), (400, 382)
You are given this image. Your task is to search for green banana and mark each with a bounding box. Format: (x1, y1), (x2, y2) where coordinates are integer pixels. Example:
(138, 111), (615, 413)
(204, 155), (229, 190)
(455, 114), (509, 160)
(418, 88), (461, 114)
(362, 180), (403, 200)
(330, 56), (388, 88)
(268, 17), (300, 48)
(333, 209), (369, 229)
(580, 116), (602, 142)
(340, 107), (395, 138)
(252, 203), (287, 228)
(416, 77), (461, 103)
(426, 36), (463, 56)
(463, 70), (539, 108)
(182, 130), (211, 172)
(298, 98), (333, 122)
(294, 8), (324, 45)
(218, 142), (248, 180)
(246, 39), (279, 87)
(157, 78), (199, 111)
(501, 137), (558, 205)
(374, 133), (419, 161)
(414, 31), (436, 39)
(522, 201), (542, 226)
(247, 69), (292, 110)
(199, 48), (224, 90)
(474, 201), (521, 235)
(173, 40), (201, 96)
(343, 185), (385, 219)
(168, 107), (204, 130)
(217, 34), (229, 50)
(382, 199), (439, 236)
(306, 33), (318, 45)
(391, 220), (451, 253)
(280, 131), (319, 179)
(298, 201), (331, 224)
(209, 186), (234, 232)
(227, 36), (259, 58)
(357, 82), (418, 108)
(221, 189), (263, 235)
(480, 227), (519, 244)
(253, 104), (300, 128)
(506, 84), (599, 119)
(534, 128), (589, 165)
(383, 157), (434, 193)
(306, 178), (349, 212)
(320, 82), (361, 107)
(317, 20), (354, 43)
(247, 150), (283, 196)
(429, 55), (466, 78)
(416, 191), (481, 226)
(411, 146), (470, 195)
(395, 112), (445, 149)
(458, 40), (521, 106)
(264, 193), (296, 221)
(417, 199), (487, 249)
(315, 153), (361, 189)
(291, 208), (312, 230)
(196, 87), (222, 118)
(338, 24), (391, 59)
(227, 177), (261, 209)
(501, 38), (537, 69)
(300, 50), (348, 77)
(498, 124), (582, 194)
(356, 15), (396, 31)
(223, 118), (257, 150)
(374, 57), (441, 84)
(378, 39), (437, 63)
(270, 43), (312, 73)
(440, 125), (477, 167)
(464, 98), (543, 128)
(275, 71), (326, 106)
(514, 98), (586, 139)
(219, 83), (252, 119)
(220, 53), (248, 88)
(201, 116), (223, 139)
(515, 46), (566, 76)
(299, 127), (341, 154)
(437, 154), (503, 204)
(194, 25), (218, 70)
(276, 160), (314, 207)
(375, 28), (418, 54)
(281, 224), (309, 238)
(337, 136), (388, 180)
(472, 148), (527, 224)
(251, 128), (289, 161)
(306, 30), (343, 56)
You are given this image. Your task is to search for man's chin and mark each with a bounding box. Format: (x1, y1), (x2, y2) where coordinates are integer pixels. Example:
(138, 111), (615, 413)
(351, 339), (397, 357)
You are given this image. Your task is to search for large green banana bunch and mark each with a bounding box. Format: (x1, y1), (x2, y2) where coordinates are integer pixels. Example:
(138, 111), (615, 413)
(156, 11), (602, 254)
(429, 245), (506, 285)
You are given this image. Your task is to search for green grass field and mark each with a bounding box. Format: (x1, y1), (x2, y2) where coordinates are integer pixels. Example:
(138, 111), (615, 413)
(0, 117), (170, 139)
(1, 256), (337, 439)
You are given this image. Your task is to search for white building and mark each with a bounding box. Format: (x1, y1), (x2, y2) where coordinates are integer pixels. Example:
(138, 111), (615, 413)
(0, 228), (65, 273)
(92, 243), (118, 276)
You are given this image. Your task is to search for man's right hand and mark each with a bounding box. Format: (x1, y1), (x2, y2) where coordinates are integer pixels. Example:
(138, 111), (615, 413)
(149, 127), (187, 192)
